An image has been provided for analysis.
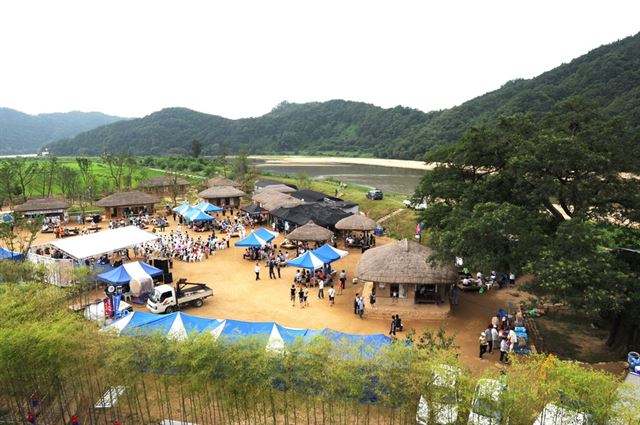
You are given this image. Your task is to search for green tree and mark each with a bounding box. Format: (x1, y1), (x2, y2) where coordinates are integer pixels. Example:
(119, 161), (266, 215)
(190, 139), (203, 158)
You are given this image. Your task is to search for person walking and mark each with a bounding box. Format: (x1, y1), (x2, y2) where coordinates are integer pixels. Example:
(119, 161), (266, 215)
(358, 296), (365, 319)
(268, 259), (276, 279)
(499, 336), (509, 363)
(328, 286), (335, 306)
(303, 286), (309, 307)
(354, 293), (359, 314)
(290, 285), (296, 307)
(479, 332), (488, 359)
(339, 270), (346, 295)
(298, 286), (305, 308)
(276, 260), (281, 278)
(254, 262), (261, 280)
(318, 279), (324, 299)
(389, 315), (396, 336)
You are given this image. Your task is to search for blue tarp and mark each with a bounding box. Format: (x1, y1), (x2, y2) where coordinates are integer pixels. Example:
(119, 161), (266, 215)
(194, 201), (223, 213)
(97, 261), (163, 285)
(235, 233), (267, 247)
(0, 246), (23, 261)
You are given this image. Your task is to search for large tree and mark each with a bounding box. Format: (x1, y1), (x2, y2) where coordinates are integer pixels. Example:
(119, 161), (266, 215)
(417, 98), (640, 352)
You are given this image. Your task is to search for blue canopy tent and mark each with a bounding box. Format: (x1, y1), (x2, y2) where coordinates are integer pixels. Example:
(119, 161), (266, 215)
(311, 244), (348, 263)
(253, 227), (278, 242)
(194, 201), (223, 213)
(97, 261), (163, 286)
(173, 202), (190, 215)
(184, 209), (215, 222)
(286, 251), (330, 270)
(0, 246), (23, 261)
(235, 233), (268, 247)
(108, 312), (222, 339)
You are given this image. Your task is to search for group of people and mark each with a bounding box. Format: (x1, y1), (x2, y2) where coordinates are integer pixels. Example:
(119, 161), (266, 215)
(388, 315), (404, 336)
(141, 230), (228, 262)
(478, 312), (521, 363)
(461, 269), (516, 291)
(286, 269), (347, 308)
(344, 233), (376, 248)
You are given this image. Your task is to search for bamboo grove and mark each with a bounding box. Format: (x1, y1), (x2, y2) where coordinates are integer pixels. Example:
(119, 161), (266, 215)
(0, 281), (638, 425)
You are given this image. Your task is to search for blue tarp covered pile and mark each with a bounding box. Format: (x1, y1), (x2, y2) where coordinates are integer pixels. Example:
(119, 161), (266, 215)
(107, 311), (392, 354)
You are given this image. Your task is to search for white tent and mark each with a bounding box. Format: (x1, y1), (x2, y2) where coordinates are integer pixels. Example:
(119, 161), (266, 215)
(533, 403), (588, 425)
(42, 226), (158, 260)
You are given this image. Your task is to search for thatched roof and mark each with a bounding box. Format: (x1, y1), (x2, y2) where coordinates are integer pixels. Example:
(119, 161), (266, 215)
(207, 176), (242, 188)
(198, 186), (246, 199)
(252, 189), (305, 211)
(335, 214), (377, 231)
(356, 239), (457, 284)
(287, 220), (334, 242)
(138, 175), (189, 188)
(96, 191), (160, 207)
(263, 184), (297, 194)
(14, 198), (70, 212)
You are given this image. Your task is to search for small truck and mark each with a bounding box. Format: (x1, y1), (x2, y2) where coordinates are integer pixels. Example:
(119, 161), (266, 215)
(147, 278), (213, 314)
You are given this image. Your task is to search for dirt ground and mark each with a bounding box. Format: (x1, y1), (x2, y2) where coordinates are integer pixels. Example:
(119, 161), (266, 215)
(31, 220), (554, 373)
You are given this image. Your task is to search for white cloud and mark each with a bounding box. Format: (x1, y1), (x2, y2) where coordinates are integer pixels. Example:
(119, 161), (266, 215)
(0, 0), (638, 118)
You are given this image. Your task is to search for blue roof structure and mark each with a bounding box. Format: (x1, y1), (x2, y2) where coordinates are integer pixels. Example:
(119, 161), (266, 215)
(97, 261), (163, 285)
(253, 227), (278, 242)
(0, 246), (23, 261)
(184, 209), (215, 222)
(107, 312), (393, 355)
(311, 244), (348, 263)
(194, 201), (223, 213)
(286, 251), (329, 270)
(173, 202), (190, 214)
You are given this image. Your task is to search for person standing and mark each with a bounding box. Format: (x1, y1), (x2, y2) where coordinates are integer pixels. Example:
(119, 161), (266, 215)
(389, 315), (396, 336)
(450, 284), (459, 306)
(339, 270), (346, 295)
(479, 332), (488, 359)
(485, 325), (494, 353)
(328, 285), (335, 306)
(318, 279), (324, 299)
(369, 290), (376, 308)
(509, 272), (516, 286)
(254, 262), (261, 281)
(290, 285), (296, 307)
(303, 285), (309, 307)
(353, 293), (359, 314)
(298, 286), (304, 308)
(268, 259), (276, 279)
(358, 296), (365, 319)
(276, 260), (281, 278)
(491, 325), (499, 354)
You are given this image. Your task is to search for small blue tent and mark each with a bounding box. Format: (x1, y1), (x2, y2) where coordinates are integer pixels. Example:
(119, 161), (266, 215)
(311, 244), (348, 263)
(235, 233), (268, 247)
(0, 246), (23, 261)
(194, 201), (223, 213)
(97, 261), (163, 285)
(184, 209), (215, 222)
(173, 202), (190, 215)
(286, 251), (329, 270)
(253, 227), (278, 242)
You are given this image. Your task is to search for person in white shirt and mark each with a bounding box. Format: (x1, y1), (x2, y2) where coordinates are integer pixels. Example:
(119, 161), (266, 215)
(318, 279), (324, 299)
(254, 262), (261, 280)
(328, 286), (335, 305)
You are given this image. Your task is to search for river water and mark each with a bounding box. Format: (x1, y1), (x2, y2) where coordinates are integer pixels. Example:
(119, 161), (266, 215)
(253, 159), (425, 196)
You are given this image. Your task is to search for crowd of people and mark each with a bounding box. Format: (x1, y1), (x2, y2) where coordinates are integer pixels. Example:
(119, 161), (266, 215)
(140, 230), (228, 262)
(285, 268), (347, 309)
(478, 310), (525, 364)
(460, 268), (516, 291)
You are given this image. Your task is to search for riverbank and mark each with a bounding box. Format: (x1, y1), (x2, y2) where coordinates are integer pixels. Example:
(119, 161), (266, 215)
(251, 155), (436, 171)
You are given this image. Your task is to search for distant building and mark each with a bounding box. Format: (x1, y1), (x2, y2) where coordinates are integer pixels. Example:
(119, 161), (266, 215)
(198, 186), (246, 210)
(207, 176), (242, 189)
(96, 191), (159, 219)
(254, 179), (298, 191)
(138, 175), (189, 196)
(14, 198), (70, 221)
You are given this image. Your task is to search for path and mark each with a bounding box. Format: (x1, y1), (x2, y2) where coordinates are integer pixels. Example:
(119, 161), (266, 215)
(377, 208), (404, 224)
(148, 168), (206, 180)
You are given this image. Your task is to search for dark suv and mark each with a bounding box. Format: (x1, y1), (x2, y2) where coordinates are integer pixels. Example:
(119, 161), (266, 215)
(366, 188), (383, 200)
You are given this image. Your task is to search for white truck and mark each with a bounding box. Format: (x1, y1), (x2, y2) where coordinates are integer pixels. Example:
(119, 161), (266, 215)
(147, 279), (213, 314)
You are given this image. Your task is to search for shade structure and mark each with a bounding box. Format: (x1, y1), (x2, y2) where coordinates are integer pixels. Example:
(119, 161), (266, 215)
(0, 246), (23, 261)
(194, 201), (223, 213)
(287, 220), (334, 242)
(253, 227), (278, 242)
(311, 244), (348, 263)
(184, 208), (215, 222)
(97, 261), (163, 285)
(335, 214), (377, 231)
(235, 232), (268, 247)
(172, 202), (190, 214)
(286, 251), (329, 270)
(356, 239), (457, 284)
(107, 311), (392, 354)
(240, 204), (268, 215)
(44, 226), (158, 261)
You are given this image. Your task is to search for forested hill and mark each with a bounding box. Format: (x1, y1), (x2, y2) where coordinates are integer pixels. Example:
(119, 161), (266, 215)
(47, 32), (640, 159)
(0, 108), (124, 154)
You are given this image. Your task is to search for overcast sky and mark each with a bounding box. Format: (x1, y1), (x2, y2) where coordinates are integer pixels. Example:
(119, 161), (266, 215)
(1, 1), (638, 119)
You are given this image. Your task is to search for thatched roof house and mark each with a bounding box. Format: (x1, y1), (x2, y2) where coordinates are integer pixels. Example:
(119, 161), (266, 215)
(97, 191), (159, 219)
(138, 176), (189, 196)
(356, 239), (457, 307)
(287, 220), (334, 242)
(14, 198), (71, 220)
(198, 186), (246, 209)
(252, 189), (305, 211)
(335, 214), (377, 232)
(207, 176), (242, 188)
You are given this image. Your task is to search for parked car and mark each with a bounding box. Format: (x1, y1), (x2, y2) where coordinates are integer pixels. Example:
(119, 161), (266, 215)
(147, 279), (213, 314)
(468, 379), (505, 425)
(366, 188), (384, 200)
(416, 365), (460, 424)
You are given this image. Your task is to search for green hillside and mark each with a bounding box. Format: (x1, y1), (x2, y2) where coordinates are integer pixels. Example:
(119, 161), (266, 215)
(46, 32), (640, 159)
(0, 108), (125, 154)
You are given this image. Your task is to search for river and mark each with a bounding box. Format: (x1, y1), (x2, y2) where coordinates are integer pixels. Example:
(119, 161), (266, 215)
(252, 157), (426, 196)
